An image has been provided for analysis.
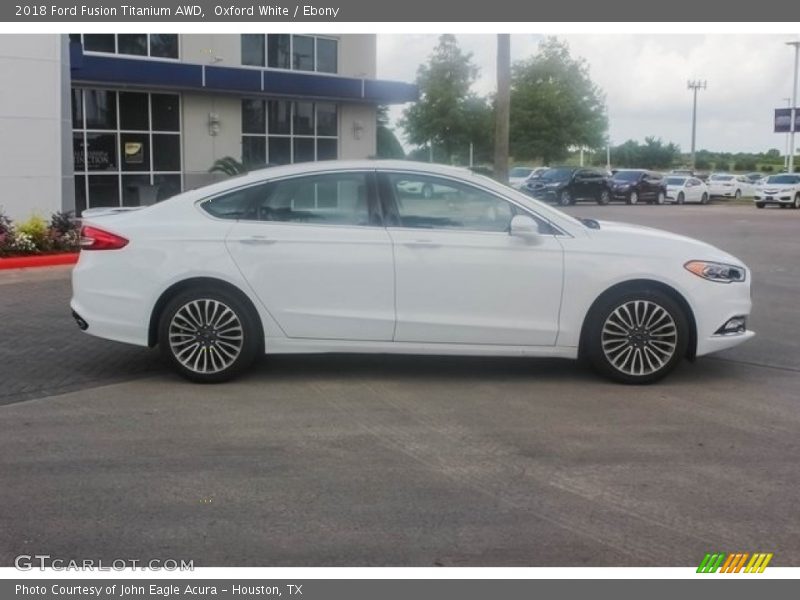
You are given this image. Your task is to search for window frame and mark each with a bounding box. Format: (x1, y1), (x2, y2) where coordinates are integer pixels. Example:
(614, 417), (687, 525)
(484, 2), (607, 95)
(241, 99), (339, 168)
(71, 33), (180, 61)
(72, 87), (183, 212)
(239, 34), (339, 74)
(198, 170), (382, 229)
(376, 170), (566, 236)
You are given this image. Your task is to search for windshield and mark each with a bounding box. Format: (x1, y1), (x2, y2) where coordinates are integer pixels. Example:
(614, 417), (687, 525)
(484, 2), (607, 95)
(540, 168), (573, 182)
(665, 177), (686, 185)
(612, 171), (643, 182)
(710, 175), (733, 181)
(765, 175), (800, 185)
(509, 167), (533, 178)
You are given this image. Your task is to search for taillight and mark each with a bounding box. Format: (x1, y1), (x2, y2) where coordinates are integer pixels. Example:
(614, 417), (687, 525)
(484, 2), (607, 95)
(79, 225), (128, 251)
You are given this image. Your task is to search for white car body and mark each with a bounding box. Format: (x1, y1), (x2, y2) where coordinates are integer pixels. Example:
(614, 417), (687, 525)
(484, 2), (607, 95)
(71, 160), (753, 383)
(707, 173), (753, 198)
(509, 167), (535, 190)
(664, 176), (709, 204)
(753, 174), (800, 208)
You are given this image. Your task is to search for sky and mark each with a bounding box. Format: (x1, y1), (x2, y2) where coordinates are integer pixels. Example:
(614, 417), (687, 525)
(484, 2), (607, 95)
(377, 34), (800, 155)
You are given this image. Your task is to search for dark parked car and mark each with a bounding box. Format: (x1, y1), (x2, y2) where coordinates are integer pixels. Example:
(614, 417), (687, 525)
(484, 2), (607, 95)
(524, 167), (612, 206)
(609, 169), (668, 204)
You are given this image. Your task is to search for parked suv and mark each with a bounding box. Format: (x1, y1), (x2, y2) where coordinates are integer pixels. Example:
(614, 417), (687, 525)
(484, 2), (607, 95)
(524, 167), (612, 206)
(609, 169), (668, 204)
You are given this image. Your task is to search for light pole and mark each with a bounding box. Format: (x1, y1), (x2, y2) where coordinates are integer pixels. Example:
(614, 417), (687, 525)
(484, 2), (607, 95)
(687, 80), (707, 170)
(787, 41), (800, 173)
(784, 97), (792, 170)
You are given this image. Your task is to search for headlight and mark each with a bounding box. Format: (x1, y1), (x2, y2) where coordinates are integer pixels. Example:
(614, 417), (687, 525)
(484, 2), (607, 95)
(684, 260), (746, 283)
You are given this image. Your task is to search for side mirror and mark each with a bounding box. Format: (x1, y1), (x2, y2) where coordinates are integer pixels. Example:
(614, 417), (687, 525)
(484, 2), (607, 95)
(510, 214), (540, 240)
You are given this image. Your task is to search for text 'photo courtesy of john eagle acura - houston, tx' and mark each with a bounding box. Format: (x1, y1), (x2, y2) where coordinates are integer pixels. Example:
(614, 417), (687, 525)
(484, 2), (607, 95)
(70, 160), (754, 384)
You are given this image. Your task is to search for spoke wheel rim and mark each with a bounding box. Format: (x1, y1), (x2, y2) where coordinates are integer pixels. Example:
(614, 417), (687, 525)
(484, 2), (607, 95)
(630, 191), (638, 204)
(168, 299), (244, 374)
(601, 300), (678, 377)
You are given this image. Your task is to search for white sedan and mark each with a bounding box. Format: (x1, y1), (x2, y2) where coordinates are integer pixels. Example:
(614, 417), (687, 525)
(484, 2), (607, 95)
(665, 176), (709, 204)
(753, 174), (800, 208)
(706, 173), (753, 199)
(72, 160), (754, 385)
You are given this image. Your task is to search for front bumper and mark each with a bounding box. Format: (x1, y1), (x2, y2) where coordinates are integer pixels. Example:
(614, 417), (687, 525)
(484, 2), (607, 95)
(692, 275), (754, 357)
(754, 192), (795, 203)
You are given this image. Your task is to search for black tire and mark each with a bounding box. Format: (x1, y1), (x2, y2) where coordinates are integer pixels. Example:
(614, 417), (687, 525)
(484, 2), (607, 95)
(584, 288), (689, 384)
(158, 287), (261, 383)
(597, 189), (611, 205)
(734, 189), (742, 200)
(655, 190), (666, 205)
(794, 194), (800, 209)
(677, 192), (685, 205)
(755, 202), (765, 209)
(700, 192), (709, 205)
(627, 190), (639, 205)
(559, 189), (573, 206)
(421, 183), (433, 199)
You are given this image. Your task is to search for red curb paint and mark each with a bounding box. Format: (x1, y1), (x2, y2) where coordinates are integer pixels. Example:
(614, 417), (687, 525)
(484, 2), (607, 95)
(0, 253), (79, 270)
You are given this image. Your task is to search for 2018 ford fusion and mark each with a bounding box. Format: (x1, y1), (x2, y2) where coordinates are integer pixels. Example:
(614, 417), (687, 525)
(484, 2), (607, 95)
(71, 161), (754, 384)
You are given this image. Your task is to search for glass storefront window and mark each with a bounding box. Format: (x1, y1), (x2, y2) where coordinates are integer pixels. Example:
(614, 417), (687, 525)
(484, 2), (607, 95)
(71, 34), (178, 59)
(242, 35), (337, 73)
(72, 88), (182, 213)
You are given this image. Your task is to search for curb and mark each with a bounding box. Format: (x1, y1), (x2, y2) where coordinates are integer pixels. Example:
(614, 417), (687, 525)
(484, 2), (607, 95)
(0, 253), (79, 271)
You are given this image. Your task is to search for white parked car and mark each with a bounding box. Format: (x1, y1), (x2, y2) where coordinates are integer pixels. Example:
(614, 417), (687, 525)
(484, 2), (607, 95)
(664, 176), (709, 205)
(72, 160), (754, 385)
(753, 174), (800, 209)
(706, 173), (753, 199)
(509, 167), (536, 190)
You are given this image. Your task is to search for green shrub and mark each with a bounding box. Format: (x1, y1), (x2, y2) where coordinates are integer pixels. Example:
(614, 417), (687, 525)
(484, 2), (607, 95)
(16, 215), (51, 252)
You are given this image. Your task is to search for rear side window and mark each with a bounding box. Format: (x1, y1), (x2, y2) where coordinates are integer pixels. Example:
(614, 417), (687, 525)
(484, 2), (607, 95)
(201, 186), (261, 220)
(252, 172), (374, 226)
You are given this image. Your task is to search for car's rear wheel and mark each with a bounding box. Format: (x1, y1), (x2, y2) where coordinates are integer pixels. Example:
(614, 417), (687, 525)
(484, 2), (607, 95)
(627, 190), (639, 205)
(655, 191), (666, 205)
(158, 288), (260, 383)
(677, 192), (685, 205)
(585, 289), (689, 384)
(559, 190), (573, 206)
(597, 189), (611, 205)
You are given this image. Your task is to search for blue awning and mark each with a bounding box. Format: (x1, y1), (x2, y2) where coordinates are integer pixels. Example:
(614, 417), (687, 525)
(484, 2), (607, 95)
(69, 42), (417, 104)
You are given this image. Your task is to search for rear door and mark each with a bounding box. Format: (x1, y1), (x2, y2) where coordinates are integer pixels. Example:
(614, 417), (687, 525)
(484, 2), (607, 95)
(223, 171), (396, 341)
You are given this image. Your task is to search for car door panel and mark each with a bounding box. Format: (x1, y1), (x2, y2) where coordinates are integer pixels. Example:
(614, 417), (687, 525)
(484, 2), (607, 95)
(380, 172), (564, 346)
(225, 171), (396, 342)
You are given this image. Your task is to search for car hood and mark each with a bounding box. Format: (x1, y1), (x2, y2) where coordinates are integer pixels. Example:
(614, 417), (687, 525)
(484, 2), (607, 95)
(587, 220), (743, 265)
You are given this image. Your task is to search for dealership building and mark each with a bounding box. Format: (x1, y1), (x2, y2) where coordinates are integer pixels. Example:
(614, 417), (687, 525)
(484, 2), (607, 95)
(0, 34), (416, 220)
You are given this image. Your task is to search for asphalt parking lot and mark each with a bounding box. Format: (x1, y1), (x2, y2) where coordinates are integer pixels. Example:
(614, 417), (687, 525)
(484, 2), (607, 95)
(1, 203), (799, 567)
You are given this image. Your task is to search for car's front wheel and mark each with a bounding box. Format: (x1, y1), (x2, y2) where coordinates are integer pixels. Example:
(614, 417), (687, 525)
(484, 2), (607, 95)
(655, 191), (666, 205)
(597, 189), (611, 205)
(559, 190), (573, 206)
(794, 193), (800, 209)
(677, 192), (685, 205)
(585, 289), (689, 384)
(158, 288), (261, 383)
(627, 190), (639, 205)
(700, 192), (709, 205)
(755, 202), (765, 209)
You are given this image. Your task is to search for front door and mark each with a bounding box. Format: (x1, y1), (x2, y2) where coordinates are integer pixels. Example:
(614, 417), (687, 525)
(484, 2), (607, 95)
(378, 172), (564, 346)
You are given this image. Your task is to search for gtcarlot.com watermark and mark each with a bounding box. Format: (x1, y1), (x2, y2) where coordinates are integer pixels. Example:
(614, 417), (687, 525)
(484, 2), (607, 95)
(14, 554), (194, 571)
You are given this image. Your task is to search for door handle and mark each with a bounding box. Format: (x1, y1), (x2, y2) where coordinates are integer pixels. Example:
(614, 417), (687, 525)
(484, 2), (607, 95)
(239, 236), (276, 246)
(405, 239), (441, 248)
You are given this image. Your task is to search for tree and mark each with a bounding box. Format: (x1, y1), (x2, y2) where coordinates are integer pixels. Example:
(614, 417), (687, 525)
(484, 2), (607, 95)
(608, 137), (680, 169)
(375, 105), (405, 159)
(400, 35), (484, 163)
(510, 38), (607, 165)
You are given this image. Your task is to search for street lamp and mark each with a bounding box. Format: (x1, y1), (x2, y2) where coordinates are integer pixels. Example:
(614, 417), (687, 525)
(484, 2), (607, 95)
(687, 80), (707, 170)
(787, 41), (800, 173)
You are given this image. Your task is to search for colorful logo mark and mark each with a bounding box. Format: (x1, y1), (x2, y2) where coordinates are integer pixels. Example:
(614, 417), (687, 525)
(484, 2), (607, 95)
(697, 552), (773, 573)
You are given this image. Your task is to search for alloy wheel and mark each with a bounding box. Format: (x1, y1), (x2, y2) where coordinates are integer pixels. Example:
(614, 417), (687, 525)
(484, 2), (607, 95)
(168, 299), (244, 374)
(629, 191), (638, 205)
(600, 300), (678, 377)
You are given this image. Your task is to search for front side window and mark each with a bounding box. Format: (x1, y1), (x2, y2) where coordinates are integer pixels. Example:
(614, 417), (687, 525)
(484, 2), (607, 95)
(385, 174), (515, 233)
